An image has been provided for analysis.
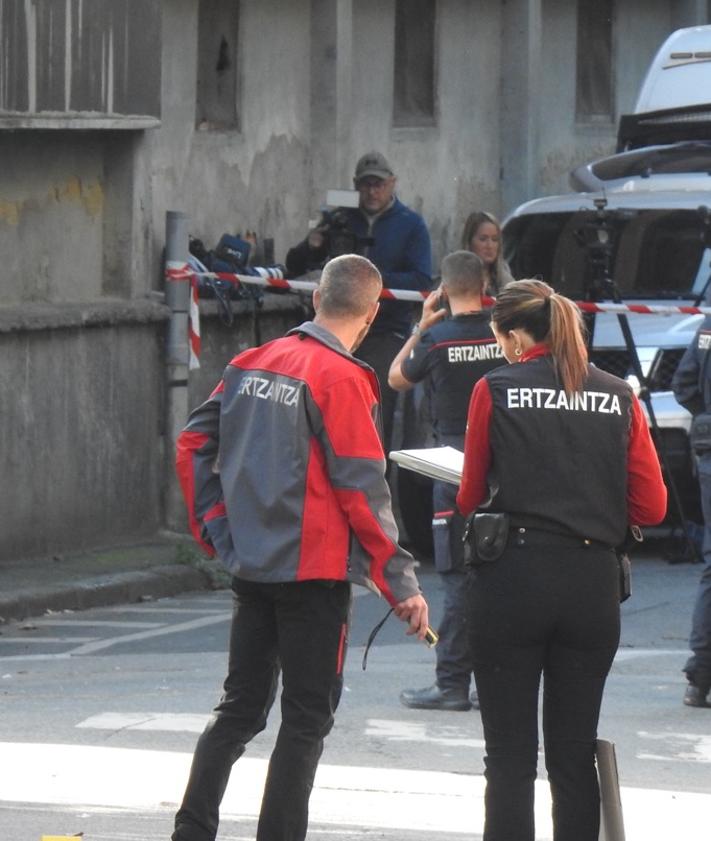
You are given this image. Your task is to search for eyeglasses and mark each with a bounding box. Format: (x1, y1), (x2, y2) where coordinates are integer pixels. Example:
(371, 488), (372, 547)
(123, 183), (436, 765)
(357, 178), (389, 191)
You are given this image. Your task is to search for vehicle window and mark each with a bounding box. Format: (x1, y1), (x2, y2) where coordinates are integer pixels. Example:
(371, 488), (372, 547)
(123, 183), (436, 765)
(504, 213), (568, 287)
(625, 211), (707, 297)
(505, 209), (708, 299)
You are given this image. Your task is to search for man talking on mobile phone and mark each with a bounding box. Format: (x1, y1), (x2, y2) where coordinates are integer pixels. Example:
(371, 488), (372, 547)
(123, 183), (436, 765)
(389, 250), (505, 711)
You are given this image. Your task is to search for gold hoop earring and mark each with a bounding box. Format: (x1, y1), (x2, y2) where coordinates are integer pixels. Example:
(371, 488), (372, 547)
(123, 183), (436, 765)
(514, 347), (523, 357)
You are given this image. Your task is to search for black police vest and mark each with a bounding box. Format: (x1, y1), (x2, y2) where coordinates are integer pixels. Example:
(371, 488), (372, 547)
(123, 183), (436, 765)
(484, 356), (633, 547)
(405, 313), (505, 437)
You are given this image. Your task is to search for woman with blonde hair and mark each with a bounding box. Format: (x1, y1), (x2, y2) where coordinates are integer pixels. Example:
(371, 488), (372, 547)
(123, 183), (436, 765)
(457, 280), (667, 841)
(460, 210), (514, 294)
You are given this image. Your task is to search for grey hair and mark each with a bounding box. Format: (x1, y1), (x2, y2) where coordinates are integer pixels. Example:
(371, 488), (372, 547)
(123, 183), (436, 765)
(440, 250), (485, 297)
(318, 254), (382, 317)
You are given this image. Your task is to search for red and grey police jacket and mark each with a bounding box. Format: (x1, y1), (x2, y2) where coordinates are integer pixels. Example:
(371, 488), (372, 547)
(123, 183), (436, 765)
(176, 321), (421, 606)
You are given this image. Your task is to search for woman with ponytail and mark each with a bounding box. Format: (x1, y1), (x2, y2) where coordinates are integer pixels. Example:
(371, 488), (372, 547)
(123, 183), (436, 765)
(456, 280), (667, 841)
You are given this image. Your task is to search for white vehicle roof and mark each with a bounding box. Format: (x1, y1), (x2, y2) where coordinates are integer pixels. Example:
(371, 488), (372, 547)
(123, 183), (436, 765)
(506, 185), (711, 220)
(635, 25), (711, 113)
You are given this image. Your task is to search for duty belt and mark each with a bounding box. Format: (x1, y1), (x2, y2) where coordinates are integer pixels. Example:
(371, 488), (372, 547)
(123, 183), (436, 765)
(509, 525), (613, 551)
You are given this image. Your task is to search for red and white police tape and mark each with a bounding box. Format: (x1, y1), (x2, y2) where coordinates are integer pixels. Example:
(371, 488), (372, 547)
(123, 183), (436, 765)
(165, 261), (711, 369)
(165, 262), (433, 302)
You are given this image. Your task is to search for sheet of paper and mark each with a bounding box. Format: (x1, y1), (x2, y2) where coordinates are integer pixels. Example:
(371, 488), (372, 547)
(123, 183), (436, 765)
(389, 446), (464, 486)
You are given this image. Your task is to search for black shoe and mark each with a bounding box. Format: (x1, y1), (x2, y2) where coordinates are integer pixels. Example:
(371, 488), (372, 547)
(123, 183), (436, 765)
(399, 684), (472, 711)
(469, 690), (480, 710)
(683, 684), (710, 708)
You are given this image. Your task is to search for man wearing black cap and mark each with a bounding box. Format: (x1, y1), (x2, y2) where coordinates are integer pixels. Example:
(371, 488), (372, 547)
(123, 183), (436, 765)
(286, 151), (432, 453)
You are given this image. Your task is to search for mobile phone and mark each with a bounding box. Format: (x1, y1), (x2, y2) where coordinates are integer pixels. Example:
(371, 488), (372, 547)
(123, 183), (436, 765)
(424, 626), (439, 648)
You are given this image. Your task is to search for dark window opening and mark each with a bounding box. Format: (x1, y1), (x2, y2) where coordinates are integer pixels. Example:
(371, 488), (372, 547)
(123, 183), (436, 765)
(196, 0), (240, 130)
(393, 0), (436, 127)
(576, 0), (614, 121)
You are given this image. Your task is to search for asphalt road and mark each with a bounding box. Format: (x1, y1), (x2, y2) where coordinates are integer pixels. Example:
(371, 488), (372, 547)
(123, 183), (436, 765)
(1, 546), (710, 841)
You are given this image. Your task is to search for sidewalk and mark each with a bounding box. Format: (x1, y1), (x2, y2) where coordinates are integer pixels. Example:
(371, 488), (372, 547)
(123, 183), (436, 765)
(0, 537), (227, 624)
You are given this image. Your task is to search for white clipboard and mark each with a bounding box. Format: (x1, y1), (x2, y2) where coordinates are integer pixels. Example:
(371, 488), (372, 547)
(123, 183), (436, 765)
(389, 446), (464, 486)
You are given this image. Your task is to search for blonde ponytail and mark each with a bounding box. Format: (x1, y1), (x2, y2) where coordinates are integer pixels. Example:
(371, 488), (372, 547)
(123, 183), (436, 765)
(547, 293), (588, 395)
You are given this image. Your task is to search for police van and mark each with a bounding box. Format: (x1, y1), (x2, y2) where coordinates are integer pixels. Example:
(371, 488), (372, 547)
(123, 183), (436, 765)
(502, 25), (711, 525)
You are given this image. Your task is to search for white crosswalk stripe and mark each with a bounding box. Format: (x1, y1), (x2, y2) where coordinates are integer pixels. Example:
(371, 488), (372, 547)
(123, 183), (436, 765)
(0, 741), (708, 841)
(0, 612), (231, 661)
(76, 712), (210, 734)
(637, 730), (711, 762)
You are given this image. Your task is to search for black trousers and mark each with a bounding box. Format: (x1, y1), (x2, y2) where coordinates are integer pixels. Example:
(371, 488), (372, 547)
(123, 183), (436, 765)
(432, 473), (472, 691)
(172, 578), (351, 841)
(685, 453), (711, 690)
(467, 536), (620, 841)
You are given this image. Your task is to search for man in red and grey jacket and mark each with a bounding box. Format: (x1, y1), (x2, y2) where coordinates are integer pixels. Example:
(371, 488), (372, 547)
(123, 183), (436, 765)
(171, 254), (429, 841)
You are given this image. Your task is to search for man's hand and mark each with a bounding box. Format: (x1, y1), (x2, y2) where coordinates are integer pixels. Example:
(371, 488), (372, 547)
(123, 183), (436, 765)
(307, 228), (327, 250)
(419, 287), (449, 332)
(388, 286), (449, 391)
(393, 594), (430, 640)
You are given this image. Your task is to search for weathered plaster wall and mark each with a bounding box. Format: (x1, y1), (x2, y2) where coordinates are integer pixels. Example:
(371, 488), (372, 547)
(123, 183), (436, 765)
(0, 308), (167, 560)
(0, 133), (105, 304)
(535, 0), (680, 199)
(347, 0), (504, 265)
(151, 0), (312, 274)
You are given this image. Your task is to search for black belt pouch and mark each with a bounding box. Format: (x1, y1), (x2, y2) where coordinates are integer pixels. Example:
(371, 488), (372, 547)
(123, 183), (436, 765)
(463, 512), (510, 566)
(617, 551), (632, 602)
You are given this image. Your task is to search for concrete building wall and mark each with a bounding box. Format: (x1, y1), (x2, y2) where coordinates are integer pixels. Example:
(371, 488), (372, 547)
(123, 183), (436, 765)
(0, 306), (167, 560)
(0, 1), (165, 563)
(345, 1), (504, 264)
(151, 0), (508, 271)
(534, 0), (684, 199)
(0, 132), (105, 304)
(151, 0), (313, 275)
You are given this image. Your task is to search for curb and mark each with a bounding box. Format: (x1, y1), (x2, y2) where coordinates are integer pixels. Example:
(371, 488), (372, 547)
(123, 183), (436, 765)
(0, 564), (214, 623)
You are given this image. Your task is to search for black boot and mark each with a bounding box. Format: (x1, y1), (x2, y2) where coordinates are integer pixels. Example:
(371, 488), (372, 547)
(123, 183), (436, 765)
(683, 683), (710, 708)
(399, 684), (472, 711)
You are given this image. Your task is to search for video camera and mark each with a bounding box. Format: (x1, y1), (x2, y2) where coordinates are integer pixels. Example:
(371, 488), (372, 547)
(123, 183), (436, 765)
(318, 207), (361, 258)
(315, 189), (373, 259)
(573, 197), (618, 302)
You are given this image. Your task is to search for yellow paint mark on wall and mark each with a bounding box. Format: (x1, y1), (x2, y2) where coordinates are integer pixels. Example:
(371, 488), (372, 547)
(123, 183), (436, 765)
(47, 176), (104, 217)
(0, 200), (20, 225)
(57, 176), (82, 203)
(82, 180), (104, 217)
(0, 176), (104, 226)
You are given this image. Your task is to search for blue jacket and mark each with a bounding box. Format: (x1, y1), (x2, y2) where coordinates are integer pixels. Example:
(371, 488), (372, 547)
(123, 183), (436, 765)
(286, 197), (432, 335)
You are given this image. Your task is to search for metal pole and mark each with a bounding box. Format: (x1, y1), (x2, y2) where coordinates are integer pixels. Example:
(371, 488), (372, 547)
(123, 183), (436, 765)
(596, 739), (625, 841)
(165, 210), (190, 532)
